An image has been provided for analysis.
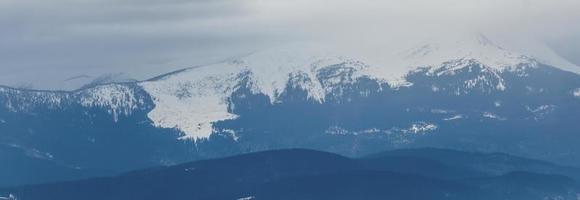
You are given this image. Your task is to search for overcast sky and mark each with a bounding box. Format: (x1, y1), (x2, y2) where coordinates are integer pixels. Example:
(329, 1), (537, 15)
(1, 0), (579, 90)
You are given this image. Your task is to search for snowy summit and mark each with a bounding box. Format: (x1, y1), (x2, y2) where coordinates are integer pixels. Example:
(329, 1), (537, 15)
(137, 33), (579, 140)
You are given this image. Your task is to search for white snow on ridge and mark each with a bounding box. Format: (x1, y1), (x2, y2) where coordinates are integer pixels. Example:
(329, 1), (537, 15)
(4, 33), (575, 141)
(139, 45), (363, 140)
(236, 44), (346, 102)
(444, 115), (463, 121)
(0, 84), (144, 121)
(0, 87), (68, 111)
(400, 34), (535, 72)
(502, 37), (580, 75)
(138, 34), (578, 140)
(79, 84), (146, 122)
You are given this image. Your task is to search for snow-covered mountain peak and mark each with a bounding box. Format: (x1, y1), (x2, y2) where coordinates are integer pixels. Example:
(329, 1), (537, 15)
(139, 45), (362, 140)
(230, 44), (352, 100)
(4, 34), (569, 141)
(400, 33), (536, 72)
(137, 35), (580, 141)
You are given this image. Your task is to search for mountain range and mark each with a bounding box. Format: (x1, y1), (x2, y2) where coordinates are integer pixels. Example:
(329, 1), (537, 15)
(1, 148), (579, 200)
(1, 34), (580, 187)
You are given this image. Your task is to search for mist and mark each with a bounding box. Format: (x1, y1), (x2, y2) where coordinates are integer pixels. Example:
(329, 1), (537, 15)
(1, 0), (579, 90)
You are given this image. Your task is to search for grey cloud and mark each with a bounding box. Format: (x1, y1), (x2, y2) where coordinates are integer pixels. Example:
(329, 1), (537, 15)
(0, 0), (579, 90)
(0, 0), (266, 89)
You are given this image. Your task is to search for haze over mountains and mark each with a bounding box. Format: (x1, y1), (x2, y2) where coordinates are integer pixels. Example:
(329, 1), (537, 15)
(2, 1), (580, 199)
(2, 148), (579, 200)
(1, 33), (579, 91)
(2, 33), (580, 188)
(2, 0), (580, 92)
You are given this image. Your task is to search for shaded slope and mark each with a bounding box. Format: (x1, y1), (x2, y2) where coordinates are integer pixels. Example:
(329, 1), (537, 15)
(2, 148), (578, 200)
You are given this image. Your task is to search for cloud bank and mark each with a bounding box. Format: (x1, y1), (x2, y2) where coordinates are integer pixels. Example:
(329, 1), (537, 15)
(1, 0), (579, 89)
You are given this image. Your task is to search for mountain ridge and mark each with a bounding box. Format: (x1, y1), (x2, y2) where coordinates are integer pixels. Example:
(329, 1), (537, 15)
(2, 148), (578, 200)
(2, 34), (580, 187)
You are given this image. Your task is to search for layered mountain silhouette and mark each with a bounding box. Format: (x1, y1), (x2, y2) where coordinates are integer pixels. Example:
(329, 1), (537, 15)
(1, 148), (578, 200)
(1, 35), (580, 187)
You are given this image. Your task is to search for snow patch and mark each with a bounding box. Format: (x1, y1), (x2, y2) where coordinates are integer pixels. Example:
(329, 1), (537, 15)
(7, 144), (54, 161)
(444, 115), (463, 121)
(385, 78), (413, 89)
(325, 126), (350, 135)
(573, 88), (580, 98)
(431, 85), (440, 92)
(526, 105), (556, 113)
(405, 122), (438, 134)
(140, 67), (241, 141)
(526, 105), (556, 121)
(26, 149), (54, 160)
(482, 112), (507, 120)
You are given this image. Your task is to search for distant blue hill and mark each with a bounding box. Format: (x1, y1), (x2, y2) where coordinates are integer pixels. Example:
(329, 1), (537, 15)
(1, 148), (578, 200)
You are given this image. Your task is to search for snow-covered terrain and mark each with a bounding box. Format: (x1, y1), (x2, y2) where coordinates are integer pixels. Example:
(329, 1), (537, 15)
(3, 33), (580, 185)
(0, 84), (145, 121)
(399, 34), (533, 71)
(139, 64), (242, 140)
(1, 34), (578, 141)
(139, 46), (362, 140)
(137, 34), (579, 140)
